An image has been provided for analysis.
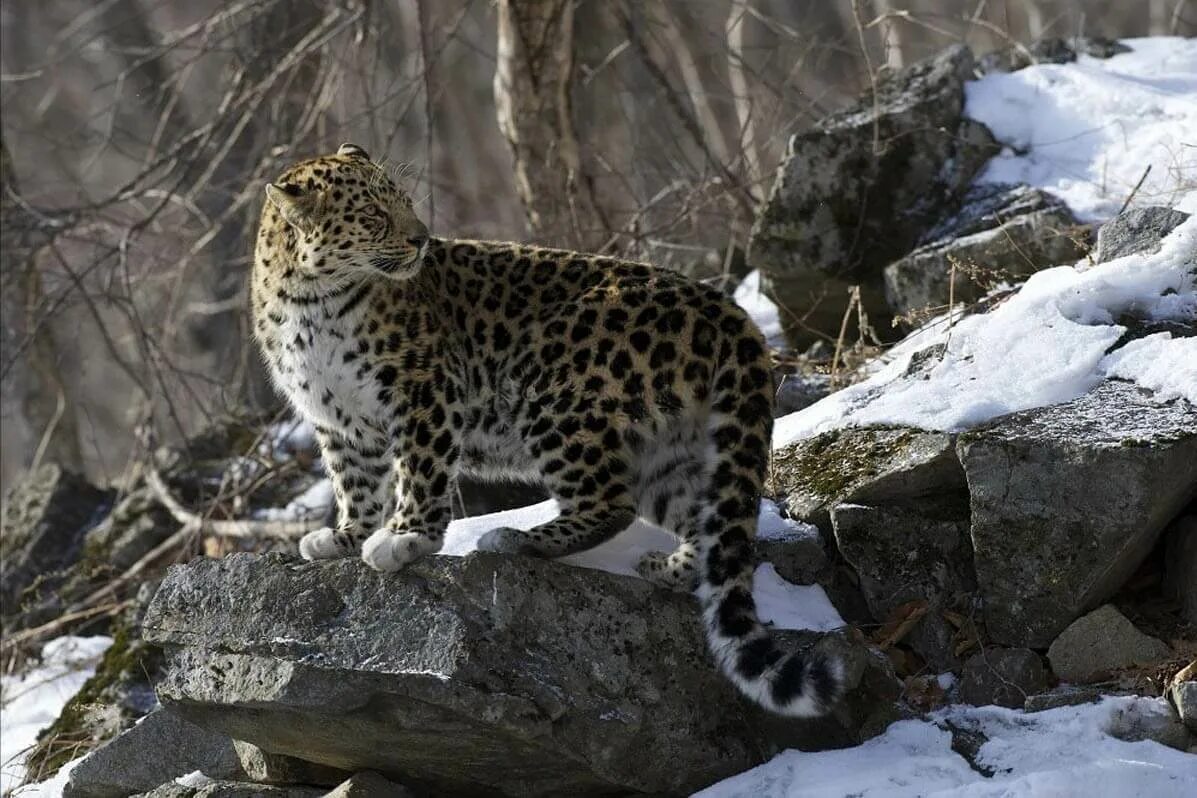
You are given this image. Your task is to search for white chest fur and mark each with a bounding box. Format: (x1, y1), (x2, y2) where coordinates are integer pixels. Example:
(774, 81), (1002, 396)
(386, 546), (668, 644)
(267, 305), (389, 438)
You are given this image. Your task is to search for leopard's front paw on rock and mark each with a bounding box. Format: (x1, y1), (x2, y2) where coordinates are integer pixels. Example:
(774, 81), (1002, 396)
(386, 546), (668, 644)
(299, 527), (353, 561)
(474, 527), (528, 555)
(361, 528), (440, 572)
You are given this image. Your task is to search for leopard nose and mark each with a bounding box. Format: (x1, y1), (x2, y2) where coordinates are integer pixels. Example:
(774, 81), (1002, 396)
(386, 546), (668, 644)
(407, 234), (427, 249)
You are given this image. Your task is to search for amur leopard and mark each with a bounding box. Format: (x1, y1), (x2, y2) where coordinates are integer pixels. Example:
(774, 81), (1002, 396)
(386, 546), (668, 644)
(251, 143), (842, 716)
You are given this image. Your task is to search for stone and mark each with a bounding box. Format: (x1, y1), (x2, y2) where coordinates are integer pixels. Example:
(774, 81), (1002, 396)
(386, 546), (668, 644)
(978, 35), (1131, 73)
(323, 772), (415, 798)
(771, 427), (965, 530)
(1106, 696), (1195, 753)
(1047, 605), (1173, 683)
(755, 518), (827, 585)
(1164, 512), (1197, 626)
(1172, 680), (1197, 734)
(958, 380), (1197, 647)
(0, 464), (113, 626)
(958, 648), (1048, 709)
(134, 783), (324, 798)
(1095, 206), (1190, 263)
(774, 373), (831, 416)
(143, 553), (897, 798)
(749, 45), (997, 342)
(63, 709), (245, 798)
(830, 499), (975, 669)
(1169, 662), (1197, 734)
(232, 741), (349, 787)
(1024, 686), (1106, 713)
(884, 184), (1088, 317)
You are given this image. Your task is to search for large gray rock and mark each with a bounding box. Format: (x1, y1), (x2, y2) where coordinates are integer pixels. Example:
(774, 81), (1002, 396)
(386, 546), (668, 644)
(1106, 696), (1195, 753)
(1046, 605), (1172, 683)
(1172, 680), (1197, 735)
(143, 553), (893, 798)
(958, 380), (1197, 647)
(958, 648), (1048, 709)
(232, 741), (349, 788)
(64, 708), (245, 798)
(884, 184), (1088, 317)
(0, 464), (112, 624)
(1094, 206), (1190, 263)
(771, 427), (965, 530)
(830, 499), (975, 669)
(749, 45), (997, 342)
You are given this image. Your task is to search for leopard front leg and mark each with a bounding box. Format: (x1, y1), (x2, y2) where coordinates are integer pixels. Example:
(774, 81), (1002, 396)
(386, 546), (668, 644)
(361, 417), (461, 572)
(299, 428), (395, 561)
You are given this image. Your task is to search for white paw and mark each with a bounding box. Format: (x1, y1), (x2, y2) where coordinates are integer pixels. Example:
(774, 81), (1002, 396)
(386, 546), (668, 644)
(475, 527), (524, 554)
(299, 527), (349, 561)
(361, 528), (439, 572)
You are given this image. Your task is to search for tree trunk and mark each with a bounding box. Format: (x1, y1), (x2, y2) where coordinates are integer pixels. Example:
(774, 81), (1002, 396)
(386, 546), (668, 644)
(493, 0), (606, 248)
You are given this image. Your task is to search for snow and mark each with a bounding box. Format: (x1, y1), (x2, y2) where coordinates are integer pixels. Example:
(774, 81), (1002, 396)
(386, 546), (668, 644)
(1, 636), (112, 794)
(774, 216), (1196, 446)
(735, 269), (785, 345)
(966, 37), (1197, 222)
(442, 498), (842, 633)
(696, 696), (1197, 798)
(254, 476), (333, 522)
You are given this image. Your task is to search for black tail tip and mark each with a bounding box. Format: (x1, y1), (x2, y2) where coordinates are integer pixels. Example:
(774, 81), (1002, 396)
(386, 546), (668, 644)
(771, 649), (845, 717)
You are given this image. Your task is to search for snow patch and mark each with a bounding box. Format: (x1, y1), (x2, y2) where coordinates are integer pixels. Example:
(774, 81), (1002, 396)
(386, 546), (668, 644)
(735, 269), (785, 345)
(1, 636), (113, 794)
(966, 37), (1197, 222)
(775, 217), (1196, 445)
(696, 695), (1197, 798)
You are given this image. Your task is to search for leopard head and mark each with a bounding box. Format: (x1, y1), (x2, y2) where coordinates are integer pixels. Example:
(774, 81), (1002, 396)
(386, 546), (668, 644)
(263, 143), (429, 281)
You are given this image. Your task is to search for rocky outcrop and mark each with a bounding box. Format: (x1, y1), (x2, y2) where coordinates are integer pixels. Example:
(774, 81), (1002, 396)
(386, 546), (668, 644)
(143, 552), (897, 798)
(1046, 605), (1172, 683)
(957, 381), (1197, 647)
(771, 427), (965, 530)
(0, 464), (112, 625)
(749, 45), (997, 341)
(884, 184), (1089, 317)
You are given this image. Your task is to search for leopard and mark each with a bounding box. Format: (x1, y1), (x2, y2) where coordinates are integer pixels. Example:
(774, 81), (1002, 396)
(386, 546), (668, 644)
(251, 143), (842, 717)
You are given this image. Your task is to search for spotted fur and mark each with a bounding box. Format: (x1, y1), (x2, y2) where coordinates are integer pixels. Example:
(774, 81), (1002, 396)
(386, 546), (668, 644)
(251, 144), (842, 716)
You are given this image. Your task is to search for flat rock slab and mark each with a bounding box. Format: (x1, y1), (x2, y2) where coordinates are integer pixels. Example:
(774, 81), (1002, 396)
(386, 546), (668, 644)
(144, 552), (855, 797)
(958, 381), (1197, 647)
(771, 427), (965, 530)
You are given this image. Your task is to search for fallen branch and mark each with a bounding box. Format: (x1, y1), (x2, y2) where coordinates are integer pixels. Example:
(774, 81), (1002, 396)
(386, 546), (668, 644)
(145, 466), (322, 541)
(0, 600), (133, 656)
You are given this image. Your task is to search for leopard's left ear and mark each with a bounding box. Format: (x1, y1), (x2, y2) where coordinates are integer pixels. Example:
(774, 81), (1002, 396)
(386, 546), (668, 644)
(337, 143), (371, 160)
(265, 182), (322, 234)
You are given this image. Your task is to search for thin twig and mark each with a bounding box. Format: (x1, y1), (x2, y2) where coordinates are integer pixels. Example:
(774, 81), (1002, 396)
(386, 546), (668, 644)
(1117, 165), (1152, 215)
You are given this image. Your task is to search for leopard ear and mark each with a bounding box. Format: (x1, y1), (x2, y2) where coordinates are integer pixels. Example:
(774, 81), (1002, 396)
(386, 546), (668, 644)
(265, 182), (320, 233)
(337, 143), (370, 160)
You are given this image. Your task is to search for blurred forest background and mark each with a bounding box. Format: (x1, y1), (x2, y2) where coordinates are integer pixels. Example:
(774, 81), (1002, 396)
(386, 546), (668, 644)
(1, 0), (1193, 493)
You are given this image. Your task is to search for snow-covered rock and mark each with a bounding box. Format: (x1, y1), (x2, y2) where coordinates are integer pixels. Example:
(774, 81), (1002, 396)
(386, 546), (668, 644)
(749, 45), (997, 343)
(1095, 206), (1191, 263)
